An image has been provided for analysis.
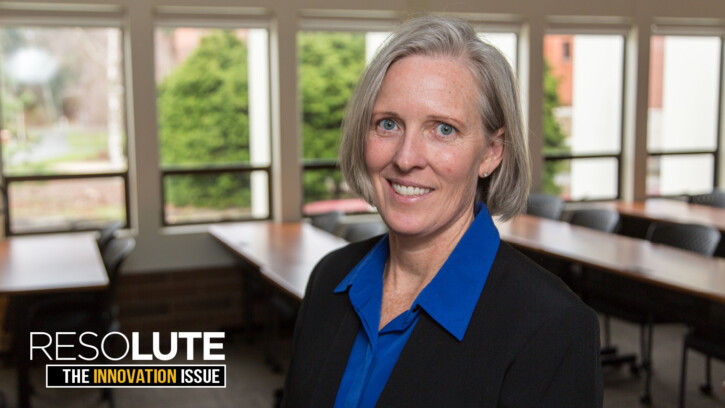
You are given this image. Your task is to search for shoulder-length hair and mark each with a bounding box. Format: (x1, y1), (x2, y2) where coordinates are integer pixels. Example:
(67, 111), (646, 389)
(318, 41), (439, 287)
(339, 15), (531, 220)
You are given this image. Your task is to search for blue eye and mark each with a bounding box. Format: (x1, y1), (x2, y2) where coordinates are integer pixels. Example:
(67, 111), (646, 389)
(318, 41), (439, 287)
(380, 119), (397, 131)
(437, 123), (455, 136)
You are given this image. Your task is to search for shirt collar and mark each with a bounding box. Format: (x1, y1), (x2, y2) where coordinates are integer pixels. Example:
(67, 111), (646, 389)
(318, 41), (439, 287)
(414, 202), (500, 341)
(334, 235), (390, 343)
(334, 202), (500, 342)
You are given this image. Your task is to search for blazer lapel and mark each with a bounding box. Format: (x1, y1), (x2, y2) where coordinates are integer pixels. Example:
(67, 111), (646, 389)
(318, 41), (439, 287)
(311, 298), (361, 407)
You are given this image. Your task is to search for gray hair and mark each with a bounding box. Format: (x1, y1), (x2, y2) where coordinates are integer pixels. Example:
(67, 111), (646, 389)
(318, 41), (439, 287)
(339, 15), (531, 221)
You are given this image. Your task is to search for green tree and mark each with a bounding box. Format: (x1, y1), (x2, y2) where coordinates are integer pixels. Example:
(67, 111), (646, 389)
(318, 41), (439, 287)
(157, 30), (251, 209)
(299, 32), (366, 203)
(542, 61), (568, 195)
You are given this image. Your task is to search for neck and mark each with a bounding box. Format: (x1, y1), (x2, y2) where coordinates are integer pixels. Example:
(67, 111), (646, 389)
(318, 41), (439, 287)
(385, 206), (475, 294)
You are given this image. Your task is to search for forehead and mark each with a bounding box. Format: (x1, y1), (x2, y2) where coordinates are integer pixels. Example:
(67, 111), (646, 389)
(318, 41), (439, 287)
(375, 55), (481, 121)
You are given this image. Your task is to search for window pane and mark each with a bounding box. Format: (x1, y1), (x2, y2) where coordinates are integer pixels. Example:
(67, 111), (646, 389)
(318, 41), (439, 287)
(479, 32), (517, 73)
(647, 154), (714, 196)
(648, 36), (720, 152)
(543, 34), (624, 155)
(1, 27), (126, 176)
(156, 28), (270, 167)
(8, 177), (125, 234)
(545, 158), (618, 201)
(299, 31), (367, 161)
(163, 171), (268, 224)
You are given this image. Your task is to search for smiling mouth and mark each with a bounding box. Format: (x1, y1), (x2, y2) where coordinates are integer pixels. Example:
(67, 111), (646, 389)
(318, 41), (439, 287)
(391, 182), (432, 197)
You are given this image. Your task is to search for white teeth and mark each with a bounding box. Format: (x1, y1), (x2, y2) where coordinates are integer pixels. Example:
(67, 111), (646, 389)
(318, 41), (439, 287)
(392, 183), (431, 197)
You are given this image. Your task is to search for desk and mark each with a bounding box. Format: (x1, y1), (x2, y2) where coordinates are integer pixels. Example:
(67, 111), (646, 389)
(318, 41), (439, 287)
(0, 233), (108, 294)
(209, 221), (348, 301)
(611, 199), (725, 232)
(497, 214), (725, 305)
(0, 233), (107, 408)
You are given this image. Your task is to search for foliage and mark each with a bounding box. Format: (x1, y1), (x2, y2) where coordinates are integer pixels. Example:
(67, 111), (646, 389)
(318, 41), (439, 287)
(542, 61), (568, 195)
(299, 32), (365, 203)
(157, 30), (251, 209)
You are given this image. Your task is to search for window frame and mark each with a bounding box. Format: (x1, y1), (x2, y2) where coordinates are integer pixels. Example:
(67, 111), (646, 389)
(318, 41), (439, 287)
(0, 13), (131, 236)
(645, 25), (724, 197)
(543, 23), (629, 202)
(154, 12), (273, 226)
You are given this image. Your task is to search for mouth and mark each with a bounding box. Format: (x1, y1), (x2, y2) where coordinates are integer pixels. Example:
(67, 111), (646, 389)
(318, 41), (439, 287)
(389, 180), (433, 197)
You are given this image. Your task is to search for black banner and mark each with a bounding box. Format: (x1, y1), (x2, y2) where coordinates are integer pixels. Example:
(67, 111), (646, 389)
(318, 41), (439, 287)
(46, 365), (226, 388)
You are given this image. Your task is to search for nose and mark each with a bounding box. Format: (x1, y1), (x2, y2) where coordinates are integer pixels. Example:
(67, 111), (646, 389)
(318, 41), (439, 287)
(392, 132), (427, 172)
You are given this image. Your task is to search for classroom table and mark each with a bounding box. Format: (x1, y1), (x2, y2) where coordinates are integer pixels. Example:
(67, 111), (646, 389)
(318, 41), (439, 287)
(497, 213), (725, 305)
(0, 233), (107, 408)
(0, 233), (108, 295)
(209, 221), (348, 302)
(211, 217), (725, 315)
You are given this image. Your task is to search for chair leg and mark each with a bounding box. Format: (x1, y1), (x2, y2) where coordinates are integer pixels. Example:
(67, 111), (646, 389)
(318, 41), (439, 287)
(102, 388), (114, 408)
(639, 321), (654, 405)
(700, 356), (712, 395)
(679, 336), (688, 408)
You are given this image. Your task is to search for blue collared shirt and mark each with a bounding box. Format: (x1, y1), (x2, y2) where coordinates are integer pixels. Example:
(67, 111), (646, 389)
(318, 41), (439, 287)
(332, 203), (501, 408)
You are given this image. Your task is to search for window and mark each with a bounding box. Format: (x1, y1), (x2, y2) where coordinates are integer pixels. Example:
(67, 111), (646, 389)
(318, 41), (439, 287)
(155, 25), (270, 225)
(299, 28), (518, 215)
(543, 33), (624, 200)
(298, 30), (380, 215)
(646, 35), (721, 196)
(0, 25), (128, 234)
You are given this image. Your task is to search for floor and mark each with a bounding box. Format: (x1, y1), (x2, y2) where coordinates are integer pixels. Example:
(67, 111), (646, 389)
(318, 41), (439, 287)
(1, 318), (723, 408)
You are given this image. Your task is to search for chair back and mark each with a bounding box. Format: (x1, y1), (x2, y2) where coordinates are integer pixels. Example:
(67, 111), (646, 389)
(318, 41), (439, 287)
(568, 209), (620, 233)
(687, 190), (725, 208)
(526, 193), (564, 220)
(101, 237), (136, 305)
(646, 222), (720, 256)
(309, 211), (343, 234)
(96, 220), (124, 252)
(343, 222), (387, 242)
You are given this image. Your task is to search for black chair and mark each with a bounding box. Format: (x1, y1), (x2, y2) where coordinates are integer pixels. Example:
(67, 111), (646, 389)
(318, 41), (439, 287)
(96, 220), (124, 252)
(526, 193), (564, 220)
(678, 296), (725, 407)
(309, 211), (343, 234)
(646, 222), (720, 256)
(342, 221), (387, 242)
(567, 208), (620, 233)
(634, 222), (719, 404)
(583, 222), (720, 405)
(687, 190), (725, 208)
(567, 209), (621, 353)
(679, 326), (725, 408)
(18, 237), (136, 408)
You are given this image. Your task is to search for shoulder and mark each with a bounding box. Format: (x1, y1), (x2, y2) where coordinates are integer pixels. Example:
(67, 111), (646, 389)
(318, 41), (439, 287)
(491, 242), (593, 317)
(470, 242), (599, 348)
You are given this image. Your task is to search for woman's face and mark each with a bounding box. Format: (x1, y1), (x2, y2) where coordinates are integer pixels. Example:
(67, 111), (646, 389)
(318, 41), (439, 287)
(365, 55), (503, 239)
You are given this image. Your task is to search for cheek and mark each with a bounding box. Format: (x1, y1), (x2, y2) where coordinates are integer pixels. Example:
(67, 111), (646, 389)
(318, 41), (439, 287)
(364, 136), (392, 172)
(437, 150), (482, 184)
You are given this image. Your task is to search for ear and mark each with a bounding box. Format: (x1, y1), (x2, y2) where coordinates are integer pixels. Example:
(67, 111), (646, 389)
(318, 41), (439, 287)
(478, 127), (505, 178)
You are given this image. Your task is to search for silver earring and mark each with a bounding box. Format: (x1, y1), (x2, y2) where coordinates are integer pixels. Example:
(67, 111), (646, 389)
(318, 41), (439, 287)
(483, 171), (489, 178)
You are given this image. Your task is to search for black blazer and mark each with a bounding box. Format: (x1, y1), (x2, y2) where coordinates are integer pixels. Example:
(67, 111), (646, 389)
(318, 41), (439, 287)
(283, 237), (603, 407)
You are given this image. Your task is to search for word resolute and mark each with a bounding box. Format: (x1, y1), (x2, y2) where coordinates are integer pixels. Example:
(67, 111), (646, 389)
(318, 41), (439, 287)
(31, 331), (226, 388)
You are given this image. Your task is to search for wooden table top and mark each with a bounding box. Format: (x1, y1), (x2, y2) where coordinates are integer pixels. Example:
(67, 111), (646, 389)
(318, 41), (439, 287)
(209, 221), (349, 301)
(591, 198), (725, 232)
(497, 214), (725, 304)
(0, 233), (108, 295)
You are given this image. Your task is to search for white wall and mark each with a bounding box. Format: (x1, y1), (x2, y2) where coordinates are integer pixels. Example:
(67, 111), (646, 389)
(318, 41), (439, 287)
(5, 0), (725, 272)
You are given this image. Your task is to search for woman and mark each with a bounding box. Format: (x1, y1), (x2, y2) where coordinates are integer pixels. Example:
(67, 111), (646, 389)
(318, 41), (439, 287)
(284, 15), (602, 407)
